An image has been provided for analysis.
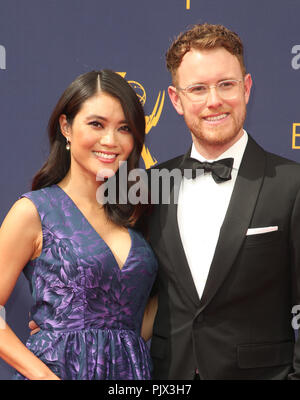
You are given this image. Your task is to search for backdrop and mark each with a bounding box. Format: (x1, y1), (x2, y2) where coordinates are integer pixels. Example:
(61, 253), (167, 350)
(0, 0), (300, 379)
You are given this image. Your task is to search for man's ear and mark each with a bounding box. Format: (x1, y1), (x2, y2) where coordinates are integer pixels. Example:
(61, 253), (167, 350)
(168, 85), (184, 115)
(59, 114), (71, 142)
(243, 73), (253, 105)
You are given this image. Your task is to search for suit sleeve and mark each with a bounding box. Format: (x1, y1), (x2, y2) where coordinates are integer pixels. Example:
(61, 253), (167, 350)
(288, 187), (300, 379)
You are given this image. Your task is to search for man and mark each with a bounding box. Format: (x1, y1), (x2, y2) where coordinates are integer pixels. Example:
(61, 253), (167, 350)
(148, 23), (300, 379)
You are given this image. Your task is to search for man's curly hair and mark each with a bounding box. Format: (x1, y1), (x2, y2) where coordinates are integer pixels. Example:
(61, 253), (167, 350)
(166, 23), (246, 84)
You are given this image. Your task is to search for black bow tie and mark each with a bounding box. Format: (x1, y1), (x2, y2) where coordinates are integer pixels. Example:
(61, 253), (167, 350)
(181, 157), (234, 183)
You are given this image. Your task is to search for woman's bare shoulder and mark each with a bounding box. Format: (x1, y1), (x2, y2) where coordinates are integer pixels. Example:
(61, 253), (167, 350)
(1, 197), (41, 234)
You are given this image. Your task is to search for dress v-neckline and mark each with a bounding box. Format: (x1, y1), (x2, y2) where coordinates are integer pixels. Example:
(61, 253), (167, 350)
(54, 184), (133, 271)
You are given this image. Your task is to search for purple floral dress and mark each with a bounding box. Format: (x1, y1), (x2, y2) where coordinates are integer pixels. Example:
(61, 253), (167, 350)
(13, 185), (157, 380)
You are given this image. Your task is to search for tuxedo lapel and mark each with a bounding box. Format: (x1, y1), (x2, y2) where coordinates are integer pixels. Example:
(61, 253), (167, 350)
(199, 136), (267, 310)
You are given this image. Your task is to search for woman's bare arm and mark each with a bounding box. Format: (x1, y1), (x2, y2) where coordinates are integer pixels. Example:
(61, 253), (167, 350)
(0, 198), (60, 380)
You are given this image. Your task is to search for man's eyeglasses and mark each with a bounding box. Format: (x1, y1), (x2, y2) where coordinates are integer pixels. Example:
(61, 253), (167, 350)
(176, 79), (243, 103)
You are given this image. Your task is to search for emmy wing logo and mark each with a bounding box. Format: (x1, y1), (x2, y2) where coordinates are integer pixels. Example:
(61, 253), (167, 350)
(118, 72), (165, 169)
(0, 45), (6, 70)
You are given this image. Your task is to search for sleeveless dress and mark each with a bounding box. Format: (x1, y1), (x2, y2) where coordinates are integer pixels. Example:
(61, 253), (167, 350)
(13, 185), (157, 380)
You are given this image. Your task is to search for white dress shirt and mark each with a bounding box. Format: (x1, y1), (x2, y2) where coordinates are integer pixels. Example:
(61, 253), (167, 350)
(177, 131), (248, 300)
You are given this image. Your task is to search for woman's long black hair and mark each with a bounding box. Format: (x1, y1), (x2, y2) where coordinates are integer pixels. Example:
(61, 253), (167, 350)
(32, 70), (149, 228)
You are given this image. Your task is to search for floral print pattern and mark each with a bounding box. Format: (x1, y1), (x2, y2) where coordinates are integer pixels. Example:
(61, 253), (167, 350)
(13, 185), (157, 380)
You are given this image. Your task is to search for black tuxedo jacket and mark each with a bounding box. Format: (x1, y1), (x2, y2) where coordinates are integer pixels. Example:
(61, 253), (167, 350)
(148, 135), (300, 380)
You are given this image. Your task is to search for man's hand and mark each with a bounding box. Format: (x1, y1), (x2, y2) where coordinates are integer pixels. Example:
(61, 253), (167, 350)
(29, 320), (40, 335)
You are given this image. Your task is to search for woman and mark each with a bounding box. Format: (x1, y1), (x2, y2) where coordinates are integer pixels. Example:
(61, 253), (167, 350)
(0, 70), (158, 380)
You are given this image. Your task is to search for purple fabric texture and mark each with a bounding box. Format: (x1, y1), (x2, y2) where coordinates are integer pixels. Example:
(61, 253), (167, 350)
(13, 185), (157, 380)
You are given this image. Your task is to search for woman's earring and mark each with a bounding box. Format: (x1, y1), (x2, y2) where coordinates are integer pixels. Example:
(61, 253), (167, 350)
(66, 139), (70, 151)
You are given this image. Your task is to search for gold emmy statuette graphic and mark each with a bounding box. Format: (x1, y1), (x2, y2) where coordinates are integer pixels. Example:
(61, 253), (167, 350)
(117, 72), (165, 169)
(292, 123), (300, 149)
